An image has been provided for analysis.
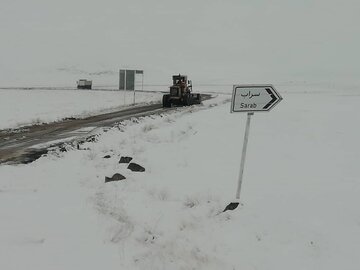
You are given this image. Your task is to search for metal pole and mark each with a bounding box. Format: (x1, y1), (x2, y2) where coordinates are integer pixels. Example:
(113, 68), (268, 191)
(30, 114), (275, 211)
(133, 74), (136, 105)
(124, 70), (127, 105)
(235, 112), (253, 200)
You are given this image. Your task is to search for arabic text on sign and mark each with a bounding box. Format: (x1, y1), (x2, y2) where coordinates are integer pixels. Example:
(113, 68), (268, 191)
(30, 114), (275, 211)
(240, 91), (261, 99)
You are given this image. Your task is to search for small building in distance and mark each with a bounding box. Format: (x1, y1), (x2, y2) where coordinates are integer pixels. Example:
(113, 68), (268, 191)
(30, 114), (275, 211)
(77, 79), (92, 89)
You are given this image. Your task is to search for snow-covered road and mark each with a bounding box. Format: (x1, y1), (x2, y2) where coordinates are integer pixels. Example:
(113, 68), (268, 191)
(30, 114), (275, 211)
(0, 94), (212, 164)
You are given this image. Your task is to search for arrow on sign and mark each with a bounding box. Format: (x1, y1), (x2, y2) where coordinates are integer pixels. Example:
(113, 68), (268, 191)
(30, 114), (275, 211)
(263, 88), (277, 110)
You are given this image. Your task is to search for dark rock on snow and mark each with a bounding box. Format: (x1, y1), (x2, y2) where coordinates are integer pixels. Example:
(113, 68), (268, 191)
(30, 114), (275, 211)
(119, 156), (133, 163)
(127, 162), (145, 172)
(105, 173), (126, 183)
(223, 202), (239, 212)
(103, 155), (111, 159)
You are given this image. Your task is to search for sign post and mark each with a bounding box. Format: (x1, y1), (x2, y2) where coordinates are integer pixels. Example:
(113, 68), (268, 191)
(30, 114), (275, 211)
(119, 69), (143, 106)
(224, 85), (282, 212)
(135, 70), (144, 105)
(235, 111), (253, 201)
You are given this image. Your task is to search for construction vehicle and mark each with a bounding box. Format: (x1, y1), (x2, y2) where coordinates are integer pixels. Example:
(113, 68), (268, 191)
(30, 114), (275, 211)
(162, 74), (201, 107)
(77, 79), (92, 89)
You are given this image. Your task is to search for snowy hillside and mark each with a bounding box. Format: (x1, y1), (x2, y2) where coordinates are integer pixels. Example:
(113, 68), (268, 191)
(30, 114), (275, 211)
(1, 87), (359, 269)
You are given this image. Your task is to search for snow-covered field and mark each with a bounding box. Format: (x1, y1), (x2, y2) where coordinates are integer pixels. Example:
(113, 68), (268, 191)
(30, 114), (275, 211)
(0, 89), (162, 130)
(1, 85), (359, 269)
(0, 81), (351, 131)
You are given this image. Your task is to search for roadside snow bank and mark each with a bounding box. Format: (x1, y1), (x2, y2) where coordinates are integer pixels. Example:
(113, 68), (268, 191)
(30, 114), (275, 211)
(0, 89), (162, 130)
(1, 90), (359, 269)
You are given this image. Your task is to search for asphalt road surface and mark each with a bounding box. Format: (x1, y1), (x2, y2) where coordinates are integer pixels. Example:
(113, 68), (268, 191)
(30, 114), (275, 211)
(0, 95), (211, 164)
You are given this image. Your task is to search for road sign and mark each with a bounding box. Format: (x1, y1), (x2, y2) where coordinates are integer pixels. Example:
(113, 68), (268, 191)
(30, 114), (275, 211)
(224, 84), (283, 212)
(231, 85), (282, 113)
(119, 69), (144, 105)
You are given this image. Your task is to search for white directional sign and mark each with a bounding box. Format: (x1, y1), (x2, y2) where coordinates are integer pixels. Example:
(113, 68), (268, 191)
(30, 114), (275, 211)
(231, 85), (282, 113)
(225, 84), (283, 212)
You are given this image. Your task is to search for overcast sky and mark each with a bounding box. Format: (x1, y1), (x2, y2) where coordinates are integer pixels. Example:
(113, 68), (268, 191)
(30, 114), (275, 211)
(1, 0), (359, 86)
